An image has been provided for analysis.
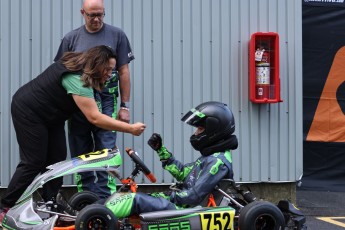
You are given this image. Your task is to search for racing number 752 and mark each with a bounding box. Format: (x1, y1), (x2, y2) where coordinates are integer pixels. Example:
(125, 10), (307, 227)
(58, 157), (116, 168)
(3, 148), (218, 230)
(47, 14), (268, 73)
(201, 211), (234, 230)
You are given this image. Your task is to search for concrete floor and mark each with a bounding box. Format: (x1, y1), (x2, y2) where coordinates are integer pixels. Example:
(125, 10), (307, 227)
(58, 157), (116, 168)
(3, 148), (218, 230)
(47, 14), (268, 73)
(296, 189), (345, 230)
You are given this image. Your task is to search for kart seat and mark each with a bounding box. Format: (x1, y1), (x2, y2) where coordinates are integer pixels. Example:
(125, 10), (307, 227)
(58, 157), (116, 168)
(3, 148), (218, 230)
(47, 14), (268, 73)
(200, 179), (234, 207)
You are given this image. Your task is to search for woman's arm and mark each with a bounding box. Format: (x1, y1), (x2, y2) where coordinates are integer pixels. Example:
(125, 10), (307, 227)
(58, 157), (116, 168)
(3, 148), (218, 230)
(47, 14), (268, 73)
(72, 94), (145, 136)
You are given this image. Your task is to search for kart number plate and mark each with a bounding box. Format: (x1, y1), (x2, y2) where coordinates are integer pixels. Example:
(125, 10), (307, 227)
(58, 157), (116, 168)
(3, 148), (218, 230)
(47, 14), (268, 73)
(79, 151), (108, 161)
(200, 211), (235, 230)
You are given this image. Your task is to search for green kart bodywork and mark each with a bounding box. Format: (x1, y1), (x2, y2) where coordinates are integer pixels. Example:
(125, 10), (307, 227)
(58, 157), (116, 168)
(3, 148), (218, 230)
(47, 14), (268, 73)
(140, 206), (236, 230)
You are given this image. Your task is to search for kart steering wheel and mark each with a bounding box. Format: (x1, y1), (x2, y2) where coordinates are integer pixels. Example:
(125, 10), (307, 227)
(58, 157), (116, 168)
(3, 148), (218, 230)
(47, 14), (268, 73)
(125, 148), (157, 183)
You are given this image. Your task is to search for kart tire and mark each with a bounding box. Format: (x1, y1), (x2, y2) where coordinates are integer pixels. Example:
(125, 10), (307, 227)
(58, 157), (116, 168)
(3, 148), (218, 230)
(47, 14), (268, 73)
(238, 201), (285, 230)
(69, 191), (100, 211)
(75, 204), (118, 230)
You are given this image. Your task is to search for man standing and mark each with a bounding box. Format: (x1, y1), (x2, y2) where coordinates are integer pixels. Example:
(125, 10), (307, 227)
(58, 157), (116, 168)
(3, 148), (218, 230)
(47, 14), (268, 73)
(54, 0), (134, 198)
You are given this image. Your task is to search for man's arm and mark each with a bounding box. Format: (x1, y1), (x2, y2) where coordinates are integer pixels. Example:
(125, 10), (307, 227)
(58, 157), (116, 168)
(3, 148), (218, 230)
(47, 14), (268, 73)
(117, 63), (131, 123)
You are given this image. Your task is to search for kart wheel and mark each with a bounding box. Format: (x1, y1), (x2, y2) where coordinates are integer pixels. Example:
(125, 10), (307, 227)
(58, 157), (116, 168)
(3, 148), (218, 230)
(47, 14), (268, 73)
(69, 191), (100, 211)
(75, 204), (118, 230)
(238, 201), (285, 230)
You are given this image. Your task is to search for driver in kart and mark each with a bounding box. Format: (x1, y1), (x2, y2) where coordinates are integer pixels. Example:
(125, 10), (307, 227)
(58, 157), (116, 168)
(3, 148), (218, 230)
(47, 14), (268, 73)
(104, 101), (239, 217)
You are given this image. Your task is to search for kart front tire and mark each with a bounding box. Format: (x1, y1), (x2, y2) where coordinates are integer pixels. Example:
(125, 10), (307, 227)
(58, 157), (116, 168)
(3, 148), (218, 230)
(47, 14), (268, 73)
(75, 204), (118, 230)
(69, 191), (100, 211)
(238, 201), (285, 230)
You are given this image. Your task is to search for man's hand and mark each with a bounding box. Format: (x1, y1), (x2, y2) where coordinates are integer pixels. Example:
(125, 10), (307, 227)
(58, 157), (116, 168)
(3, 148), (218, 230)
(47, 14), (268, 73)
(117, 108), (130, 123)
(148, 133), (162, 151)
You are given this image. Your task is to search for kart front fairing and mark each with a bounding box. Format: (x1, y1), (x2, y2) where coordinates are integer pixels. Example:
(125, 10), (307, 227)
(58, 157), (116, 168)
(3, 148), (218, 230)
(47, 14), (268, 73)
(17, 148), (122, 204)
(2, 148), (122, 230)
(3, 199), (59, 230)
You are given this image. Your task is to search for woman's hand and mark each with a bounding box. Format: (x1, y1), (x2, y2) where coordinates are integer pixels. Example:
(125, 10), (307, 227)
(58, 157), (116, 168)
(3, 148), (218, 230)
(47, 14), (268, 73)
(131, 122), (146, 136)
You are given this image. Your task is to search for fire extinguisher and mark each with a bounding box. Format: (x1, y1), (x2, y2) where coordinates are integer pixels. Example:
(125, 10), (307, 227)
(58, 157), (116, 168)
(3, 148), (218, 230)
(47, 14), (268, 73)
(255, 46), (270, 99)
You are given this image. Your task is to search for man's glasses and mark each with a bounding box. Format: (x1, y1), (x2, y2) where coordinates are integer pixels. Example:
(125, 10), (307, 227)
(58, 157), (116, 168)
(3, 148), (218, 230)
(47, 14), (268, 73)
(82, 9), (105, 19)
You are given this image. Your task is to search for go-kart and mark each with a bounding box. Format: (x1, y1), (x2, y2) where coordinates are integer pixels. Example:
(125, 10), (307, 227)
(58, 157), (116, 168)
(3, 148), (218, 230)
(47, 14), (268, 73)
(1, 147), (307, 230)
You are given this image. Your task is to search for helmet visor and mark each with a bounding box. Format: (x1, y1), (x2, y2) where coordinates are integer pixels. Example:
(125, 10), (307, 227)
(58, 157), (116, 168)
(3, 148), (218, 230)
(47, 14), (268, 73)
(181, 108), (206, 127)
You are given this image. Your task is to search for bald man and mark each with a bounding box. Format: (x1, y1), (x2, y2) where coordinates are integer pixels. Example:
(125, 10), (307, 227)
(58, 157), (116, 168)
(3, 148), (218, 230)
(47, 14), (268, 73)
(54, 0), (134, 199)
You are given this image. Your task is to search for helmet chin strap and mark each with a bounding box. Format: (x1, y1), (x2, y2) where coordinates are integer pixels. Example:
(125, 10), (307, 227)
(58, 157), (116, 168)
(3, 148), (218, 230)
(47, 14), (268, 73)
(199, 134), (238, 156)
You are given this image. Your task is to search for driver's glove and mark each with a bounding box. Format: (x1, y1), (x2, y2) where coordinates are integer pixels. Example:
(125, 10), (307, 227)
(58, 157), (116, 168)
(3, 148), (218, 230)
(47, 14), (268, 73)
(148, 133), (172, 160)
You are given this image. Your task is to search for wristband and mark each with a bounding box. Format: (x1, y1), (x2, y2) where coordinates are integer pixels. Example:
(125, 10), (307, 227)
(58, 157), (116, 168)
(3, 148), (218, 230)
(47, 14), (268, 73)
(120, 107), (129, 111)
(120, 102), (130, 108)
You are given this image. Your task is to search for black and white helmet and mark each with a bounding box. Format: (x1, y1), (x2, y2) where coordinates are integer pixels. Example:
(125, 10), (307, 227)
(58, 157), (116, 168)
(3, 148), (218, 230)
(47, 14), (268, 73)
(181, 101), (236, 152)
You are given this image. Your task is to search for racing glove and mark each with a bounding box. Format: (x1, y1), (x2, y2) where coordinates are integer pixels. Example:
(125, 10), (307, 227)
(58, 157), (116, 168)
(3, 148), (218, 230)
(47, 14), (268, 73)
(148, 133), (172, 160)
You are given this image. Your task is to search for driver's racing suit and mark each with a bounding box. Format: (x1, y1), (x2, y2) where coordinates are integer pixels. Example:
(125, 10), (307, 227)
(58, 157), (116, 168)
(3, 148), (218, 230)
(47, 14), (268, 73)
(105, 146), (234, 218)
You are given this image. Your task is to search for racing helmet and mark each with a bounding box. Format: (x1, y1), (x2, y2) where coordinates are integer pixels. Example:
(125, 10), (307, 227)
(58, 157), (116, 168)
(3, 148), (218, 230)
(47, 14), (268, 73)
(181, 101), (236, 152)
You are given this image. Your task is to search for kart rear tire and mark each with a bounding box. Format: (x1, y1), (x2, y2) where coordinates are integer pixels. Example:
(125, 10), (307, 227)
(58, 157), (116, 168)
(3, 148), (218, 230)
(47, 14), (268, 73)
(238, 201), (285, 230)
(75, 204), (118, 230)
(69, 191), (100, 211)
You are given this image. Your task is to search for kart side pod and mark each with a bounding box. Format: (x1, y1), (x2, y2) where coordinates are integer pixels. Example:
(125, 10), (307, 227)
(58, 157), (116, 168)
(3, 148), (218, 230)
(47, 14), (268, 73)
(140, 206), (236, 230)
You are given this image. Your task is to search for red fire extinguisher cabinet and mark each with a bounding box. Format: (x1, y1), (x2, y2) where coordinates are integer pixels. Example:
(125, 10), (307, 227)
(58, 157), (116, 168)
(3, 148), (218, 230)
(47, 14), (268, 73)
(249, 32), (282, 103)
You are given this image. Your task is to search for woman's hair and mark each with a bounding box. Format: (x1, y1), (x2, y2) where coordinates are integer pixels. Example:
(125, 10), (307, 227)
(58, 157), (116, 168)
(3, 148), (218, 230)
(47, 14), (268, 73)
(60, 45), (117, 91)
